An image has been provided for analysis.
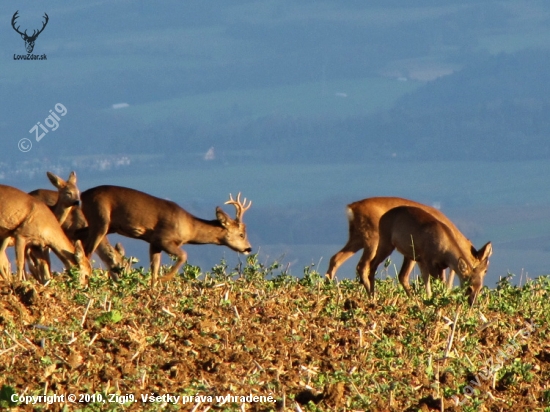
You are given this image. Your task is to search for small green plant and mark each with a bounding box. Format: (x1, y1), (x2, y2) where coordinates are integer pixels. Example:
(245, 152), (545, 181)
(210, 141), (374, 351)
(95, 310), (123, 326)
(0, 385), (18, 408)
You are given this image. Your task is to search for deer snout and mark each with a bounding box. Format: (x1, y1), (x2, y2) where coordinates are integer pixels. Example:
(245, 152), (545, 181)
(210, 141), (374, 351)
(73, 200), (81, 207)
(242, 247), (252, 255)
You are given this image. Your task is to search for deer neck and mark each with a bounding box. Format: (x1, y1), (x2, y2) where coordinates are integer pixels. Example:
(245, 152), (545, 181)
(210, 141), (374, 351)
(41, 228), (77, 270)
(52, 203), (72, 226)
(446, 249), (472, 284)
(188, 218), (225, 245)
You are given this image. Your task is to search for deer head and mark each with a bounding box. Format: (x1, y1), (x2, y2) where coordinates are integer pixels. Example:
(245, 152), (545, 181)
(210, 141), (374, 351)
(458, 242), (492, 305)
(216, 192), (252, 254)
(47, 171), (80, 208)
(11, 11), (49, 54)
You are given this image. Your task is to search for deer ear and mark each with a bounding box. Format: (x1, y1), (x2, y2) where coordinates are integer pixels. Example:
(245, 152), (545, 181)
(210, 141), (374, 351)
(457, 257), (470, 275)
(477, 242), (492, 261)
(68, 171), (77, 185)
(74, 240), (86, 261)
(47, 172), (65, 189)
(115, 242), (125, 256)
(216, 207), (231, 228)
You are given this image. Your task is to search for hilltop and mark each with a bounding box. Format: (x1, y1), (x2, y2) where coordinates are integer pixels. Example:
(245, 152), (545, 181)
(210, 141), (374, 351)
(0, 256), (549, 411)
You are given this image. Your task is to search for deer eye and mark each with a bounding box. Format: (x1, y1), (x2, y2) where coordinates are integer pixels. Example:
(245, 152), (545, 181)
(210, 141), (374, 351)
(240, 233), (245, 239)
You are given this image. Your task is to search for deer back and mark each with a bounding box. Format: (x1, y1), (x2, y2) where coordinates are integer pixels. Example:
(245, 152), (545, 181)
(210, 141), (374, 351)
(380, 206), (491, 299)
(81, 185), (204, 243)
(0, 185), (37, 238)
(349, 196), (484, 265)
(81, 185), (252, 253)
(0, 185), (77, 257)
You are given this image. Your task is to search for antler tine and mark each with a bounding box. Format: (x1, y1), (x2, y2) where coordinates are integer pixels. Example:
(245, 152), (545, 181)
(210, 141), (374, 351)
(225, 192), (252, 221)
(37, 13), (49, 35)
(11, 11), (25, 36)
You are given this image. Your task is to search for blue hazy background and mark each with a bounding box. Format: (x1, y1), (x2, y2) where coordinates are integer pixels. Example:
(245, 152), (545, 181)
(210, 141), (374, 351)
(2, 1), (550, 285)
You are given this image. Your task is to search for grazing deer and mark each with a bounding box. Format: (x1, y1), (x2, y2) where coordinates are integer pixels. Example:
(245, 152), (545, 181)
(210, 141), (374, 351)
(0, 185), (91, 284)
(30, 188), (130, 280)
(0, 171), (81, 282)
(325, 197), (491, 296)
(25, 171), (81, 282)
(375, 206), (492, 305)
(80, 186), (253, 285)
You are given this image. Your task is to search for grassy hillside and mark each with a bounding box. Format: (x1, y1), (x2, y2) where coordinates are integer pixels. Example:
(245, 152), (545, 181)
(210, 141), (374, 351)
(0, 257), (549, 411)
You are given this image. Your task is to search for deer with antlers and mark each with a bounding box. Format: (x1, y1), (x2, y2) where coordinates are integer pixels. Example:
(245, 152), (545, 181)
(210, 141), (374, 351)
(80, 186), (253, 285)
(11, 11), (49, 54)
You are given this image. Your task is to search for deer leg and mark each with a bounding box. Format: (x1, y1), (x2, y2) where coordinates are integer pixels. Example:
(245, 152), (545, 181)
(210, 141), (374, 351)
(149, 244), (162, 287)
(0, 238), (12, 281)
(26, 246), (51, 284)
(359, 240), (395, 298)
(446, 269), (456, 290)
(397, 257), (416, 297)
(14, 237), (27, 282)
(0, 253), (10, 281)
(158, 241), (187, 283)
(418, 262), (433, 298)
(325, 241), (362, 280)
(84, 218), (110, 260)
(356, 248), (378, 297)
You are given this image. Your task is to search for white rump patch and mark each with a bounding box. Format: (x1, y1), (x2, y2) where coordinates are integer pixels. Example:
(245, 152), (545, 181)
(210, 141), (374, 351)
(346, 207), (354, 221)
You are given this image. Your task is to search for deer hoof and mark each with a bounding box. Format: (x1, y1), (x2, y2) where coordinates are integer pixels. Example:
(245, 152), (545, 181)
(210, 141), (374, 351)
(159, 273), (175, 283)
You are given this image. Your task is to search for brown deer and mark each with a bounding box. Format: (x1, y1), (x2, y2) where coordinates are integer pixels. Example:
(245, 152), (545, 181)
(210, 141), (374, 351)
(30, 188), (130, 280)
(0, 185), (91, 284)
(25, 171), (81, 281)
(80, 186), (253, 285)
(374, 206), (492, 305)
(0, 171), (81, 282)
(325, 197), (491, 296)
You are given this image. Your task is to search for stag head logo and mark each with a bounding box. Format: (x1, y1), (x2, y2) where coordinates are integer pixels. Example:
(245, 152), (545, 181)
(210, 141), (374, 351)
(11, 11), (49, 54)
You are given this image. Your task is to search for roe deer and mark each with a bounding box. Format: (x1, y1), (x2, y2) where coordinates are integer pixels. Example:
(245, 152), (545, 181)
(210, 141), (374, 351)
(80, 186), (253, 285)
(375, 206), (492, 305)
(325, 197), (491, 296)
(0, 185), (91, 284)
(30, 188), (130, 280)
(0, 171), (81, 282)
(25, 171), (81, 282)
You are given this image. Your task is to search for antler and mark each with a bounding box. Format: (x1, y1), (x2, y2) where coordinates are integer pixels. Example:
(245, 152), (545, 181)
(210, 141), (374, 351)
(11, 11), (25, 36)
(225, 192), (252, 222)
(32, 13), (49, 39)
(11, 11), (48, 39)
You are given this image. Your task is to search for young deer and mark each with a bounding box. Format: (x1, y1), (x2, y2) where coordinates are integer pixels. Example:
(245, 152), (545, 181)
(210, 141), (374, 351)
(374, 206), (492, 305)
(0, 185), (91, 284)
(325, 197), (491, 294)
(30, 188), (130, 280)
(80, 186), (253, 286)
(25, 171), (81, 282)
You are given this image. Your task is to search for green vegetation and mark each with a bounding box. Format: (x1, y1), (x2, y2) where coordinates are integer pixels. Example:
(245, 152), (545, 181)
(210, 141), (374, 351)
(0, 257), (549, 410)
